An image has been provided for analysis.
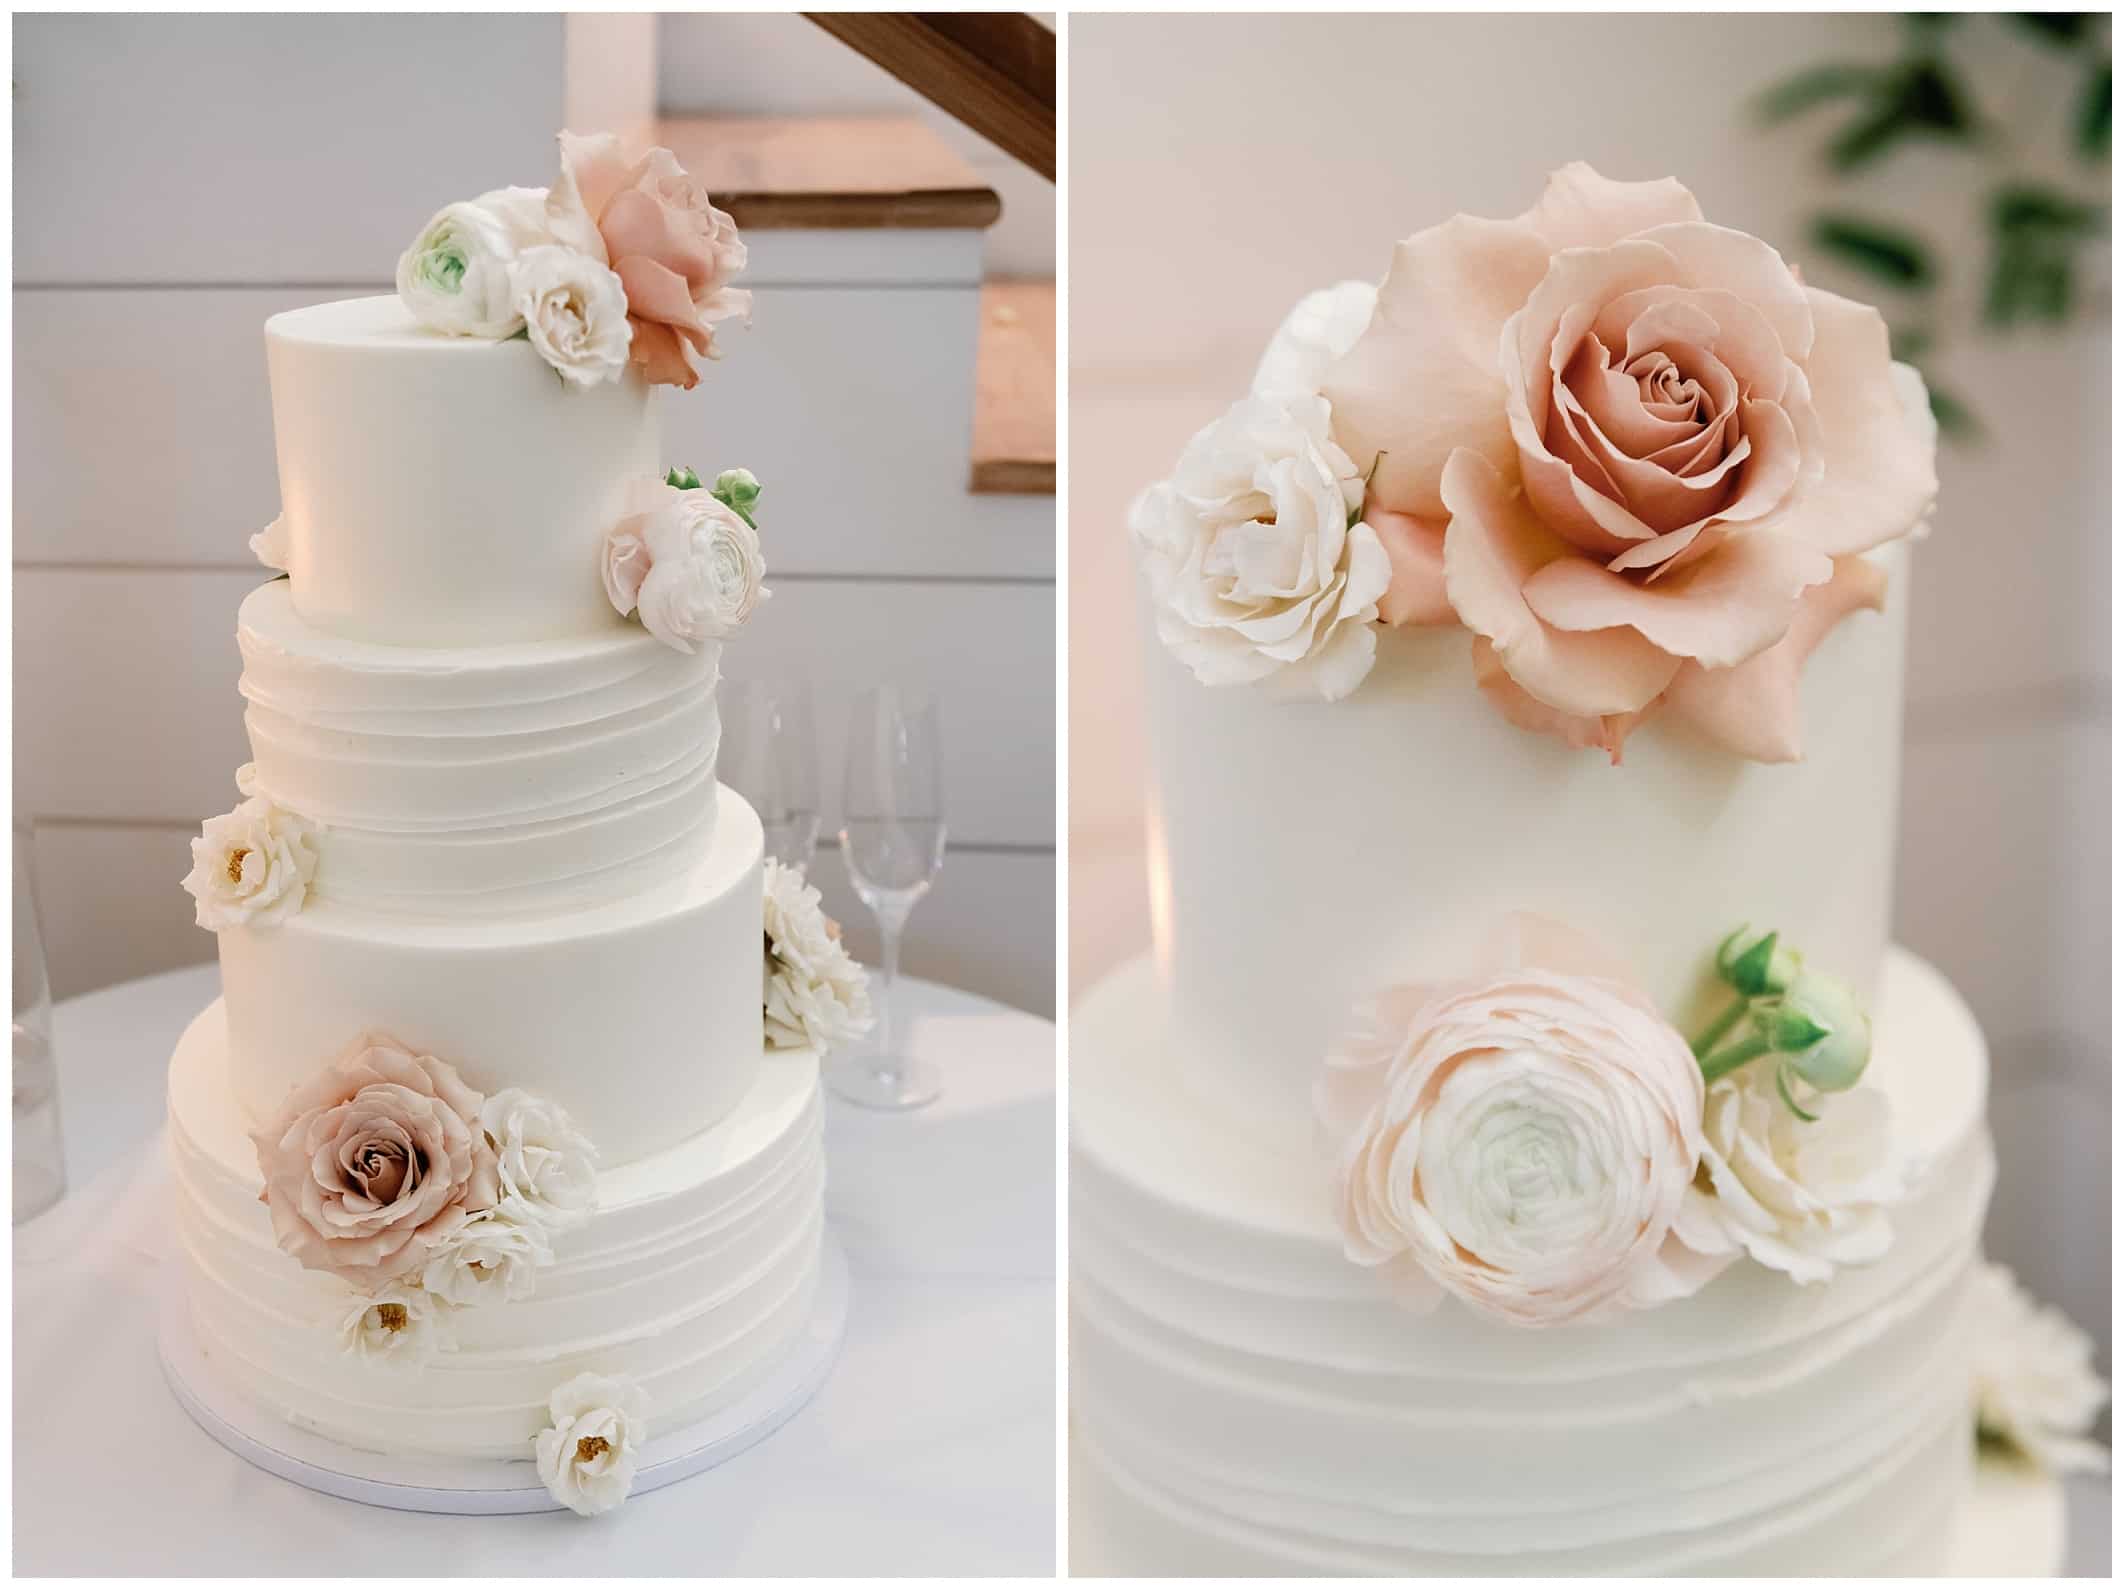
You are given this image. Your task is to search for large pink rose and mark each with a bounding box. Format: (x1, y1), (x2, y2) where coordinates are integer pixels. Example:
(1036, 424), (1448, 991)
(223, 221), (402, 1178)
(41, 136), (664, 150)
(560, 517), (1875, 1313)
(549, 131), (751, 390)
(1324, 164), (1935, 761)
(251, 1034), (500, 1289)
(1314, 915), (1727, 1327)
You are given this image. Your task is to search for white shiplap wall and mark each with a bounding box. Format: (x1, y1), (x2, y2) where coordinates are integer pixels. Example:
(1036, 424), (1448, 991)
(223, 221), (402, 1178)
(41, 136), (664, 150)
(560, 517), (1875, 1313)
(13, 14), (1055, 1018)
(1069, 13), (2109, 1353)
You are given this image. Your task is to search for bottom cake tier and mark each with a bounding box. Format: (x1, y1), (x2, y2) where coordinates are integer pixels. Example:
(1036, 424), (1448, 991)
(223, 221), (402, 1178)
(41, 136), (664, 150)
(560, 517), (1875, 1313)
(1071, 946), (1996, 1576)
(168, 1000), (823, 1460)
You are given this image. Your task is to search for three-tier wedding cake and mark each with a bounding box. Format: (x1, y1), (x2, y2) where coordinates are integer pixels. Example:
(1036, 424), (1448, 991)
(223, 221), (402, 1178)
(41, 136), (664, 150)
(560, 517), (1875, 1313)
(166, 132), (871, 1516)
(1072, 166), (2099, 1573)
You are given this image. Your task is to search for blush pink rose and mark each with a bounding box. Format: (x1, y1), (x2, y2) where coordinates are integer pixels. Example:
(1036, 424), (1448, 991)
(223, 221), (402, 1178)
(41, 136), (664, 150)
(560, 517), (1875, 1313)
(1314, 915), (1728, 1327)
(1324, 164), (1936, 762)
(548, 131), (751, 390)
(251, 1034), (499, 1290)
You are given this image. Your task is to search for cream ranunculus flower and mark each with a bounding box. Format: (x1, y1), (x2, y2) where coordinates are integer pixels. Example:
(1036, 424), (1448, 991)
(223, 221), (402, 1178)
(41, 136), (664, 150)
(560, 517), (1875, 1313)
(602, 478), (769, 652)
(339, 1283), (454, 1365)
(762, 858), (875, 1054)
(1315, 916), (1723, 1326)
(181, 794), (319, 931)
(397, 199), (526, 338)
(1132, 392), (1391, 703)
(252, 1034), (499, 1289)
(1969, 1261), (2110, 1474)
(535, 1372), (648, 1517)
(512, 244), (633, 389)
(480, 1088), (599, 1230)
(1674, 1065), (1904, 1285)
(419, 1203), (554, 1307)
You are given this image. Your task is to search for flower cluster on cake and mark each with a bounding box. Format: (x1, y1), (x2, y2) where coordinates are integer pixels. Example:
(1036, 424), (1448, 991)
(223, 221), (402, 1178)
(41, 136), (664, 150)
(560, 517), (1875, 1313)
(1133, 164), (1938, 764)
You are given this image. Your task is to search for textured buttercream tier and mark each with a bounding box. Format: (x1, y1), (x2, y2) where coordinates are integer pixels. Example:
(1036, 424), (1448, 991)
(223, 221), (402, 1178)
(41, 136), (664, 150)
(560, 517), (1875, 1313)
(168, 1000), (822, 1460)
(237, 580), (720, 918)
(1141, 543), (1910, 1144)
(1070, 945), (1993, 1576)
(218, 785), (765, 1162)
(264, 295), (660, 646)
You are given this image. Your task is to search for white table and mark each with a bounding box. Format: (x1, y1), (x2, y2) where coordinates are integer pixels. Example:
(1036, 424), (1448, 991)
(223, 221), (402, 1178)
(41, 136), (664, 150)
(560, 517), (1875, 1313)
(15, 964), (1057, 1576)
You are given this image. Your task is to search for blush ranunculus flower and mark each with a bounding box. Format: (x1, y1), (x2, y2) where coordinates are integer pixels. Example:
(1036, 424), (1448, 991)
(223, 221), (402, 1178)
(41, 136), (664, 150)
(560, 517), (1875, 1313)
(547, 131), (750, 390)
(1324, 164), (1937, 762)
(1314, 915), (1727, 1326)
(251, 1034), (500, 1290)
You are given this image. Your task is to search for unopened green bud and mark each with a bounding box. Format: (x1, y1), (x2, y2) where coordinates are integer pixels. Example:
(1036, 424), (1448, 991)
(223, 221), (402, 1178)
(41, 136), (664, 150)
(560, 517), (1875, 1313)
(1717, 924), (1801, 997)
(1767, 968), (1872, 1093)
(665, 465), (704, 491)
(711, 468), (762, 527)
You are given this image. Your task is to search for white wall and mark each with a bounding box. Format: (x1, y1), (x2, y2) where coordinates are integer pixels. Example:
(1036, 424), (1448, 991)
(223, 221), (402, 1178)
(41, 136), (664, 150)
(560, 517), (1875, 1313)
(13, 13), (1055, 1019)
(1070, 14), (2109, 1352)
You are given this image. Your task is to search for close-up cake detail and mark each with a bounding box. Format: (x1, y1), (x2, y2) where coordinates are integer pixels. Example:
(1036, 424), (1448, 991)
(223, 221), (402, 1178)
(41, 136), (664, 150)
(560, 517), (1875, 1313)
(1074, 165), (2104, 1574)
(167, 131), (863, 1519)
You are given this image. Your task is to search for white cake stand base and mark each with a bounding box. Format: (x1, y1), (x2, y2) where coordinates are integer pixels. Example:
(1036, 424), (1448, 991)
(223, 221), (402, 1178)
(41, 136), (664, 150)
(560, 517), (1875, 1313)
(158, 1238), (849, 1517)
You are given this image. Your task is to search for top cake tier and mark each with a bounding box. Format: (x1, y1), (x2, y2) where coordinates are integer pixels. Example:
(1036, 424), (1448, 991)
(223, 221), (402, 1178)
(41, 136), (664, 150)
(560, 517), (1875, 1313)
(264, 296), (660, 647)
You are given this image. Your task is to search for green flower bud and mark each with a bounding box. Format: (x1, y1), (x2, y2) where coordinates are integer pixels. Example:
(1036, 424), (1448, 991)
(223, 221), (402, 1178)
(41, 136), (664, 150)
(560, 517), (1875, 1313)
(1763, 968), (1872, 1093)
(712, 468), (762, 527)
(1716, 924), (1801, 997)
(665, 465), (704, 491)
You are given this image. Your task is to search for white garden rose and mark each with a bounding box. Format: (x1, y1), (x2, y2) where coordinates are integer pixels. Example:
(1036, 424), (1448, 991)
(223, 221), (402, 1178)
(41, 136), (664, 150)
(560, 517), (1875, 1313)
(1969, 1261), (2109, 1474)
(480, 1088), (598, 1230)
(1251, 280), (1377, 400)
(1131, 391), (1390, 703)
(762, 857), (874, 1054)
(1316, 915), (1722, 1326)
(419, 1204), (553, 1307)
(339, 1283), (453, 1365)
(513, 244), (633, 389)
(1674, 1066), (1904, 1285)
(535, 1372), (647, 1517)
(181, 794), (319, 931)
(396, 199), (525, 338)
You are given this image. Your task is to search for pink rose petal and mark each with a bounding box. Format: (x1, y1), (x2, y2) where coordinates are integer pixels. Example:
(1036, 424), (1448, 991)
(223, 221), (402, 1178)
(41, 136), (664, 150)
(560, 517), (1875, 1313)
(1367, 506), (1455, 627)
(1470, 635), (1657, 764)
(1514, 162), (1704, 252)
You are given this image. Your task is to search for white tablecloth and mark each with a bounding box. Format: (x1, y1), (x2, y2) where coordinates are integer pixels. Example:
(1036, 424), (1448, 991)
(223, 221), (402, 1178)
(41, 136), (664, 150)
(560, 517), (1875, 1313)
(15, 964), (1057, 1575)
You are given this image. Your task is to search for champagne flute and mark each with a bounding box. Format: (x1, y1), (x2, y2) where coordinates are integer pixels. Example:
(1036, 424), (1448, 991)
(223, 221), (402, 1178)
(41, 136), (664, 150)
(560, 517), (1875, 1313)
(722, 679), (821, 871)
(832, 688), (946, 1110)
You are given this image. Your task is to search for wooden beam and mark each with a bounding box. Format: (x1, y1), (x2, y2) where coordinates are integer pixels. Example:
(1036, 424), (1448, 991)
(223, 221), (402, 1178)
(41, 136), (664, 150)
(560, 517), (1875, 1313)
(804, 13), (1055, 182)
(659, 116), (1001, 232)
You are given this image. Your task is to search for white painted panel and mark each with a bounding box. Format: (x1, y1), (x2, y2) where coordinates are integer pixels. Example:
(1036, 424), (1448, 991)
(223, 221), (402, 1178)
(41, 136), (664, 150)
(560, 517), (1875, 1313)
(1987, 1062), (2112, 1381)
(18, 284), (1047, 579)
(14, 569), (1054, 851)
(741, 231), (987, 289)
(15, 15), (564, 284)
(27, 823), (212, 1003)
(1895, 711), (2109, 1058)
(15, 288), (359, 567)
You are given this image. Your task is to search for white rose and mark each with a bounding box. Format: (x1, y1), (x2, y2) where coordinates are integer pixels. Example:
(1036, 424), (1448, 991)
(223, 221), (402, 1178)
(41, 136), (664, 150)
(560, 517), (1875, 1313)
(1969, 1261), (2109, 1474)
(339, 1283), (453, 1365)
(762, 857), (874, 1054)
(1674, 1067), (1905, 1285)
(1315, 916), (1722, 1326)
(251, 514), (289, 572)
(396, 199), (524, 338)
(181, 795), (319, 931)
(635, 493), (769, 653)
(1131, 392), (1390, 703)
(534, 1372), (647, 1517)
(512, 244), (632, 390)
(1251, 280), (1377, 399)
(419, 1204), (553, 1307)
(480, 1089), (598, 1230)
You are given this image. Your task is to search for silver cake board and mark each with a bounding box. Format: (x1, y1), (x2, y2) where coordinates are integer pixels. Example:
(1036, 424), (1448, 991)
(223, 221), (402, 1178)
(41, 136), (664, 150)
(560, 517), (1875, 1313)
(157, 1237), (849, 1516)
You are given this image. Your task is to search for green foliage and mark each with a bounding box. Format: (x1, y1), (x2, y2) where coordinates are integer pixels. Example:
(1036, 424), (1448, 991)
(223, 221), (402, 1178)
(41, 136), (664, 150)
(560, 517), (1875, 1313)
(2009, 11), (2094, 48)
(1984, 183), (2106, 325)
(2077, 62), (2111, 158)
(1810, 214), (1936, 287)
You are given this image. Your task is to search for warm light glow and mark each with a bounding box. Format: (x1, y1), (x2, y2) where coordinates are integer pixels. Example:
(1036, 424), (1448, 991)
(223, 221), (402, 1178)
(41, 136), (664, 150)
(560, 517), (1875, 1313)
(1145, 786), (1174, 984)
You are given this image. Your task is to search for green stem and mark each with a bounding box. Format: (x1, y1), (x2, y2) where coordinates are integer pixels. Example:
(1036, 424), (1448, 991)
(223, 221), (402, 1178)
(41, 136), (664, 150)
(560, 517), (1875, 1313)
(1699, 1032), (1773, 1084)
(1690, 994), (1751, 1060)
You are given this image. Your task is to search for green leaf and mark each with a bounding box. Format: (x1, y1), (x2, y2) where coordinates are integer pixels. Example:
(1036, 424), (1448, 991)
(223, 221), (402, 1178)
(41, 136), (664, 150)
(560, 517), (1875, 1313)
(1901, 58), (1981, 137)
(1888, 325), (1935, 362)
(2008, 12), (2093, 48)
(2076, 63), (2111, 160)
(1755, 64), (1885, 125)
(1926, 379), (1983, 442)
(1904, 13), (1961, 33)
(1827, 100), (1913, 171)
(1811, 214), (1937, 287)
(1992, 183), (2104, 234)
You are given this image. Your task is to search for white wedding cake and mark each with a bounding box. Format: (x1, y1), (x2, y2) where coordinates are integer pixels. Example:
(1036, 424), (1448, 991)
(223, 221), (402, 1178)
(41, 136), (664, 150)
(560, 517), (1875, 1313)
(167, 133), (872, 1515)
(1072, 166), (2103, 1573)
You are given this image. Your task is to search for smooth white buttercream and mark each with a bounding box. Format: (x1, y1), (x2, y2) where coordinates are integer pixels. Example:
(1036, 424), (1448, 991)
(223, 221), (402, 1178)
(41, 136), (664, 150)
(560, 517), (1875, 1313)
(237, 580), (721, 917)
(263, 295), (661, 646)
(1140, 544), (1910, 1145)
(1070, 946), (1992, 1574)
(169, 1000), (823, 1460)
(217, 785), (766, 1163)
